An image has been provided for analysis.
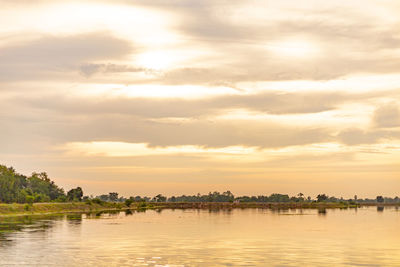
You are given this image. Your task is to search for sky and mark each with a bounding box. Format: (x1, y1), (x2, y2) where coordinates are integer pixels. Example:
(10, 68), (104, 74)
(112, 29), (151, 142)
(1, 0), (399, 198)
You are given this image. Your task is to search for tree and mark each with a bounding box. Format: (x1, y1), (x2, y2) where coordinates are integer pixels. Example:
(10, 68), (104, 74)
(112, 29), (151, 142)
(153, 194), (166, 202)
(0, 165), (20, 203)
(125, 198), (133, 207)
(297, 193), (305, 202)
(28, 172), (65, 201)
(108, 192), (119, 202)
(0, 165), (66, 203)
(98, 194), (109, 202)
(67, 187), (83, 201)
(269, 194), (290, 202)
(316, 194), (328, 202)
(376, 196), (384, 203)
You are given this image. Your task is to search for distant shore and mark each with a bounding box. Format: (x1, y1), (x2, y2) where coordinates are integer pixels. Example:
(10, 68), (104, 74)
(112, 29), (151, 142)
(0, 202), (398, 217)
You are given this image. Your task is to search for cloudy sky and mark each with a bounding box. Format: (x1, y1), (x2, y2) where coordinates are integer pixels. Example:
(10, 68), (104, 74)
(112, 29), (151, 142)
(1, 0), (399, 198)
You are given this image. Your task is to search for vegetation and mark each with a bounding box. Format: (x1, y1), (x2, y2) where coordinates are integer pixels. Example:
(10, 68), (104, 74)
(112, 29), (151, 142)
(0, 202), (127, 216)
(67, 187), (83, 202)
(0, 165), (65, 203)
(96, 191), (399, 205)
(1, 164), (399, 208)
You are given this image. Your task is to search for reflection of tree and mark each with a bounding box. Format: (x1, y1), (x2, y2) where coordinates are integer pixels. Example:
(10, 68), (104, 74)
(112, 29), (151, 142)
(0, 211), (127, 247)
(0, 214), (63, 246)
(155, 208), (163, 213)
(125, 209), (133, 216)
(66, 214), (83, 225)
(318, 208), (327, 216)
(377, 206), (384, 212)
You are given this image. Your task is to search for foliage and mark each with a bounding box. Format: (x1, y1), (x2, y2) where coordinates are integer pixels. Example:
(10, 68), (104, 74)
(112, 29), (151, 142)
(153, 194), (167, 202)
(96, 192), (124, 202)
(316, 194), (328, 202)
(2, 164), (400, 205)
(0, 164), (81, 204)
(125, 198), (134, 207)
(108, 192), (119, 202)
(91, 198), (105, 205)
(67, 187), (83, 202)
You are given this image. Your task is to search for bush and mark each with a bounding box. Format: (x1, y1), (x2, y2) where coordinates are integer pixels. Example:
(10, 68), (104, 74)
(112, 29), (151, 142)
(34, 193), (50, 203)
(26, 195), (34, 204)
(138, 202), (147, 208)
(55, 195), (67, 202)
(91, 198), (104, 205)
(125, 199), (134, 207)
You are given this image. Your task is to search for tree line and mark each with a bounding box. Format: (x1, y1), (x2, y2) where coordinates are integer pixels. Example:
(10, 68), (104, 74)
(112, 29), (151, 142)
(0, 165), (83, 203)
(94, 191), (399, 205)
(1, 164), (399, 204)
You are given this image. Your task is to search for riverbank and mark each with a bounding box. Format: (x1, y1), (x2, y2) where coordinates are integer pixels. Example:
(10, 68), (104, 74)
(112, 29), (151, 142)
(1, 202), (398, 217)
(0, 202), (128, 217)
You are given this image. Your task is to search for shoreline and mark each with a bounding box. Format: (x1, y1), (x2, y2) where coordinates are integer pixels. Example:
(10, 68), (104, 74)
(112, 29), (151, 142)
(1, 202), (398, 217)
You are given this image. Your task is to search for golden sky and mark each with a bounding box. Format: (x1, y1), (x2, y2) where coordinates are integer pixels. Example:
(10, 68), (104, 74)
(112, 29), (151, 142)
(1, 0), (399, 198)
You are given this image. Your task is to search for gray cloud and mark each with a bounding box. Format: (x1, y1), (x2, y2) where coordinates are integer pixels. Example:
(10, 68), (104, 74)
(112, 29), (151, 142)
(373, 103), (400, 128)
(15, 90), (393, 119)
(126, 0), (400, 83)
(2, 0), (400, 86)
(0, 111), (332, 151)
(79, 63), (156, 77)
(337, 128), (400, 145)
(2, 89), (398, 153)
(0, 32), (133, 81)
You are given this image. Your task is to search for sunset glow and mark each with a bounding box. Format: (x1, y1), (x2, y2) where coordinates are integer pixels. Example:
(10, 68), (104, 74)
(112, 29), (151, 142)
(1, 0), (399, 198)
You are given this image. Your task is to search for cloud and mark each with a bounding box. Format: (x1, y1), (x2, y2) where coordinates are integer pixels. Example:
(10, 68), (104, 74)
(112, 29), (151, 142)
(337, 128), (400, 145)
(0, 112), (332, 150)
(133, 0), (400, 83)
(15, 89), (391, 118)
(373, 103), (400, 128)
(79, 63), (154, 77)
(3, 0), (400, 86)
(5, 90), (399, 150)
(0, 32), (133, 81)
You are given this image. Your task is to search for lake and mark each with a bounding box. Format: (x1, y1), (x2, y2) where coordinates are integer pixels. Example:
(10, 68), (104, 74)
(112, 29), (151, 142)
(0, 206), (399, 266)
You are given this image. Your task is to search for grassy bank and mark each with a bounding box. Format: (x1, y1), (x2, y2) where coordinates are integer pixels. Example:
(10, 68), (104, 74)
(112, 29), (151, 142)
(2, 201), (397, 217)
(0, 202), (129, 217)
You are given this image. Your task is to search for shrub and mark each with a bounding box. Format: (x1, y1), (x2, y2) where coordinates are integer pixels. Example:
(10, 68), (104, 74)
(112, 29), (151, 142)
(55, 195), (67, 202)
(91, 198), (104, 205)
(138, 202), (147, 208)
(26, 195), (34, 204)
(125, 199), (134, 207)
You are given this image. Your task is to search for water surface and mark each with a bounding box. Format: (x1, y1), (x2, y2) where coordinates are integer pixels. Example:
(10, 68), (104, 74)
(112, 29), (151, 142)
(0, 207), (399, 266)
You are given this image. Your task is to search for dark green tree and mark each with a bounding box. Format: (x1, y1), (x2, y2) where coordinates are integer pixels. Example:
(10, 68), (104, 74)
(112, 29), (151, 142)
(153, 194), (167, 202)
(108, 192), (119, 202)
(317, 194), (328, 202)
(125, 198), (134, 207)
(67, 187), (83, 201)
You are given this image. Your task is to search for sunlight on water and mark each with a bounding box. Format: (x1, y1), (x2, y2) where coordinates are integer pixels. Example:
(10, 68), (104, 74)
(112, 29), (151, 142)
(0, 207), (399, 266)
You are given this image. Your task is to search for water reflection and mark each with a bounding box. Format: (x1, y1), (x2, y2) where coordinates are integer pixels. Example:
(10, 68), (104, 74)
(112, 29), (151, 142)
(0, 207), (399, 266)
(318, 208), (327, 216)
(125, 209), (133, 216)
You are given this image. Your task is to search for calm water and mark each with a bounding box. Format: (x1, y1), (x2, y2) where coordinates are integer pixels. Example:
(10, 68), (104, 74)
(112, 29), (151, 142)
(0, 207), (399, 266)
